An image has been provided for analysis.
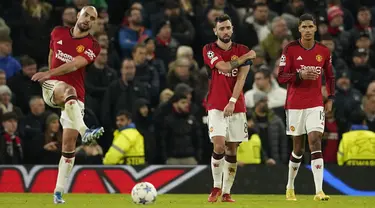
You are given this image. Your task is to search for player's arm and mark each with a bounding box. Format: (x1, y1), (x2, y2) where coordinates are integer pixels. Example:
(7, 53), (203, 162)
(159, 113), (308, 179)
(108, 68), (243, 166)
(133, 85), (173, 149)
(231, 64), (250, 102)
(47, 56), (88, 77)
(48, 49), (53, 69)
(324, 53), (335, 100)
(202, 45), (252, 73)
(277, 47), (301, 84)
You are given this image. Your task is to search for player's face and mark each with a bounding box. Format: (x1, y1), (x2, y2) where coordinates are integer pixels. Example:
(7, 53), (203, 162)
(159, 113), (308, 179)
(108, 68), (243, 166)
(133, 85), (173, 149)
(214, 20), (233, 44)
(76, 7), (97, 32)
(298, 20), (316, 41)
(116, 115), (131, 128)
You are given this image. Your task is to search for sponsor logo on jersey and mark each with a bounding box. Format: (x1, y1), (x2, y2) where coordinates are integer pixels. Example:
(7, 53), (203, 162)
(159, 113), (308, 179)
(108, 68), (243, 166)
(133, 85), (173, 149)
(218, 68), (238, 77)
(297, 56), (303, 60)
(55, 50), (73, 63)
(279, 54), (286, 66)
(316, 54), (322, 62)
(297, 65), (322, 74)
(76, 45), (85, 53)
(84, 49), (96, 61)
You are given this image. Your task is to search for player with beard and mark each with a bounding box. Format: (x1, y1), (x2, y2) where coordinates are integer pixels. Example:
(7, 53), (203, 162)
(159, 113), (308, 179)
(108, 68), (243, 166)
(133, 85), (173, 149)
(203, 14), (256, 202)
(277, 14), (334, 201)
(31, 6), (104, 204)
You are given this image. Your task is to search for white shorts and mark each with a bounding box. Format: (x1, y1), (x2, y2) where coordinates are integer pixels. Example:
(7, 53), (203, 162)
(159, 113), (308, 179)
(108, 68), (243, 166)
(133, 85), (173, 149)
(207, 109), (248, 142)
(286, 106), (325, 136)
(42, 80), (85, 129)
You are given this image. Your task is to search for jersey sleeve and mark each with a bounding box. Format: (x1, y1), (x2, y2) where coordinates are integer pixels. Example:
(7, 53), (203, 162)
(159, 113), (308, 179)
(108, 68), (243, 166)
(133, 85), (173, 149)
(80, 39), (101, 63)
(202, 44), (224, 69)
(323, 49), (335, 99)
(238, 44), (250, 56)
(277, 45), (300, 84)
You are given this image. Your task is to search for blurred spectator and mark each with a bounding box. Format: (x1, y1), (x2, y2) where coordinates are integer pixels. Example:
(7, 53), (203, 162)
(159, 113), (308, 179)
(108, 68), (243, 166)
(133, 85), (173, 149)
(103, 110), (145, 165)
(160, 94), (202, 165)
(251, 92), (288, 165)
(132, 43), (160, 105)
(142, 37), (167, 90)
(320, 34), (348, 73)
(261, 17), (290, 65)
(349, 7), (374, 44)
(363, 94), (375, 131)
(0, 112), (22, 164)
(337, 109), (375, 166)
(101, 58), (150, 131)
(0, 18), (11, 36)
(327, 6), (351, 54)
(159, 88), (174, 106)
(367, 81), (375, 96)
(0, 70), (7, 86)
(8, 55), (42, 114)
(167, 57), (198, 91)
(68, 0), (90, 10)
(154, 19), (180, 67)
(85, 47), (118, 114)
(334, 70), (363, 135)
(328, 0), (355, 30)
(349, 48), (375, 94)
(118, 8), (152, 58)
(172, 46), (199, 72)
(237, 112), (262, 166)
(281, 0), (306, 31)
(94, 31), (121, 72)
(245, 67), (286, 110)
(0, 85), (23, 119)
(0, 35), (21, 79)
(90, 16), (106, 36)
(322, 100), (339, 164)
(61, 6), (77, 27)
(132, 98), (155, 164)
(75, 143), (103, 164)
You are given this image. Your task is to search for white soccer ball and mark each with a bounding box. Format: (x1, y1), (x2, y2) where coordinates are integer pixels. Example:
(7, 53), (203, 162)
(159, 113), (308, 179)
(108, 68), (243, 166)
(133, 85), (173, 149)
(131, 182), (157, 205)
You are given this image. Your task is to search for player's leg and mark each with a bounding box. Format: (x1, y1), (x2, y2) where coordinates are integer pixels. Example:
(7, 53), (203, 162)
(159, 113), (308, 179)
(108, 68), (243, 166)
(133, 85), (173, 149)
(53, 82), (103, 143)
(285, 109), (306, 201)
(207, 110), (227, 202)
(306, 107), (329, 201)
(221, 141), (239, 202)
(53, 128), (78, 204)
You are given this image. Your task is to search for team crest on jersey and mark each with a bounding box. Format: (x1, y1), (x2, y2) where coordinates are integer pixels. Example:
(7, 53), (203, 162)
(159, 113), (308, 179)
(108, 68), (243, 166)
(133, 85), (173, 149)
(209, 127), (213, 132)
(290, 126), (295, 132)
(207, 51), (215, 59)
(316, 54), (322, 62)
(76, 45), (85, 53)
(231, 55), (238, 60)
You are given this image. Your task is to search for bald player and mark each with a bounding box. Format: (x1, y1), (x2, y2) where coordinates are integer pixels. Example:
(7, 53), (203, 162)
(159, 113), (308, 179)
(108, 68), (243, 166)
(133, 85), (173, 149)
(31, 6), (104, 204)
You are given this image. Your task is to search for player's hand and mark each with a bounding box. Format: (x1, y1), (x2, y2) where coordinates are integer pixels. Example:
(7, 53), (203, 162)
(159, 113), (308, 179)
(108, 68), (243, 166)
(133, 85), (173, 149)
(31, 71), (51, 82)
(223, 102), (235, 117)
(266, 158), (276, 166)
(324, 99), (333, 113)
(300, 69), (319, 80)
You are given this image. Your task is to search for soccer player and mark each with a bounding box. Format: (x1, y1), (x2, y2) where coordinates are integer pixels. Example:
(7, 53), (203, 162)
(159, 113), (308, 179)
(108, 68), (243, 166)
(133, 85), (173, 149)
(277, 14), (335, 201)
(202, 14), (256, 202)
(31, 6), (104, 204)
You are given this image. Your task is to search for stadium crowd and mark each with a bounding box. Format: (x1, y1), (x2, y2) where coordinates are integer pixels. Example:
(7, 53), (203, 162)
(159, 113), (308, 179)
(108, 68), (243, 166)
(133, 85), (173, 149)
(0, 0), (374, 166)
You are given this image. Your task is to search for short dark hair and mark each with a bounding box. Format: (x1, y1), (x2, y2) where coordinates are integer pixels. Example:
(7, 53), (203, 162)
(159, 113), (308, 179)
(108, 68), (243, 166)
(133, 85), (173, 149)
(215, 14), (231, 26)
(132, 43), (146, 54)
(2, 112), (18, 122)
(19, 55), (36, 67)
(299, 13), (316, 26)
(255, 66), (272, 79)
(350, 109), (367, 125)
(358, 6), (370, 13)
(125, 8), (141, 17)
(253, 2), (268, 10)
(117, 110), (132, 119)
(320, 34), (333, 41)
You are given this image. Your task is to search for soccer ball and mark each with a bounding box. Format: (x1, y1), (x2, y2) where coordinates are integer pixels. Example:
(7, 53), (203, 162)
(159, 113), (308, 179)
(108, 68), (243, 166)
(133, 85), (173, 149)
(131, 182), (157, 205)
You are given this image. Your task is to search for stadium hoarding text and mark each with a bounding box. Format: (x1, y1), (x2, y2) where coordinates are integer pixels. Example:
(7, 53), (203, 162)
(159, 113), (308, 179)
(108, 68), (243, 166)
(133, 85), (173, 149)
(0, 165), (374, 196)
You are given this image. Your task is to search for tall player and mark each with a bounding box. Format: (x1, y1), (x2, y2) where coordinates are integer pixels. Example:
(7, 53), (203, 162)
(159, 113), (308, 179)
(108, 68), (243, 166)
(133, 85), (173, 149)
(31, 6), (104, 204)
(277, 14), (335, 201)
(202, 14), (256, 202)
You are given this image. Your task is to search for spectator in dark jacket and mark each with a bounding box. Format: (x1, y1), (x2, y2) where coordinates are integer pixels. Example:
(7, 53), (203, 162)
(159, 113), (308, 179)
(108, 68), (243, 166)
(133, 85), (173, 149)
(0, 112), (22, 164)
(154, 19), (180, 68)
(160, 94), (202, 165)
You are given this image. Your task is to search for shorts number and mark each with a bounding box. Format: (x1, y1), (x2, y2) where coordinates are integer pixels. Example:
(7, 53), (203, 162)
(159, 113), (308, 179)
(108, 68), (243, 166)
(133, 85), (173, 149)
(320, 111), (325, 121)
(244, 123), (248, 133)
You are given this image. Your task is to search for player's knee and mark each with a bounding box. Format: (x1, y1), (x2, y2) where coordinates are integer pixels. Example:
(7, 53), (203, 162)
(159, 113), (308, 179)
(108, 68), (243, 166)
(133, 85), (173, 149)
(213, 143), (225, 154)
(225, 144), (238, 156)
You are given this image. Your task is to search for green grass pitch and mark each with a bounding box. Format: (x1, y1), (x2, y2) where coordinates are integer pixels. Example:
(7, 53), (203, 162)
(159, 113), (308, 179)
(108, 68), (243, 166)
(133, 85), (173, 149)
(0, 194), (374, 208)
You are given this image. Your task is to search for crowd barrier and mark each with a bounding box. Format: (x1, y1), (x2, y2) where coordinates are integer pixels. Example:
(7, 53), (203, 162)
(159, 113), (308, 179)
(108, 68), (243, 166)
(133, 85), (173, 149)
(0, 165), (374, 196)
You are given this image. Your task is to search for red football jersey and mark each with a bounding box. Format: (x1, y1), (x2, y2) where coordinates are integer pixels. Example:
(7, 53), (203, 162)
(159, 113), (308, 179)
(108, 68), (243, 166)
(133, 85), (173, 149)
(49, 26), (100, 102)
(277, 40), (335, 109)
(203, 42), (249, 113)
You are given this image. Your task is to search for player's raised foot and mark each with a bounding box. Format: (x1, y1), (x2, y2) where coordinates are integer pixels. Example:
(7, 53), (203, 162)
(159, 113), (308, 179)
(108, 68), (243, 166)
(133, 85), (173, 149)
(314, 191), (330, 201)
(286, 189), (297, 201)
(208, 187), (222, 202)
(53, 192), (65, 204)
(222, 193), (235, 202)
(82, 127), (104, 144)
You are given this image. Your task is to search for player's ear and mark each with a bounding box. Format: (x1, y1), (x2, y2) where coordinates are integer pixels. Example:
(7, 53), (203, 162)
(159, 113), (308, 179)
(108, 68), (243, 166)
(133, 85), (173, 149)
(313, 25), (317, 33)
(298, 25), (302, 33)
(213, 28), (217, 36)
